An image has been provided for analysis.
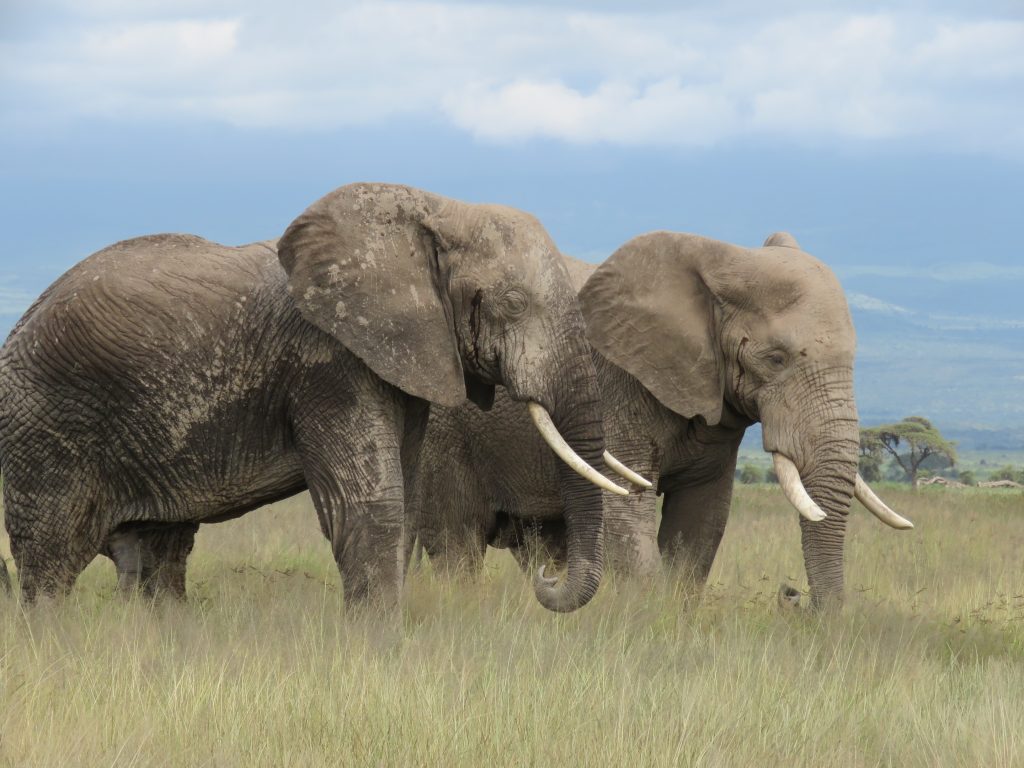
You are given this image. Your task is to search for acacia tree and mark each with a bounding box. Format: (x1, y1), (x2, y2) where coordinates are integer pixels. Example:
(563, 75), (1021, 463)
(860, 416), (957, 488)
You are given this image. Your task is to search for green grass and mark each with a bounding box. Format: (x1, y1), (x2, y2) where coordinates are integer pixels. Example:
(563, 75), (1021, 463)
(1, 486), (1023, 766)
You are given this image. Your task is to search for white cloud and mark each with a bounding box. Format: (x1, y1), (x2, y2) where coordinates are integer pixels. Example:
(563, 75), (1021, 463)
(2, 3), (1022, 150)
(923, 314), (1024, 331)
(848, 292), (913, 316)
(842, 262), (1024, 281)
(444, 79), (739, 145)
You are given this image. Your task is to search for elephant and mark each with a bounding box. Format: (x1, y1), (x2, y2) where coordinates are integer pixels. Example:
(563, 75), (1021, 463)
(0, 182), (638, 612)
(409, 231), (913, 610)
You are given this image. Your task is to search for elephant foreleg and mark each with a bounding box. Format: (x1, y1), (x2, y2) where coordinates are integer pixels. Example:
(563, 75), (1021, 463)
(407, 414), (489, 580)
(293, 394), (408, 608)
(657, 462), (736, 585)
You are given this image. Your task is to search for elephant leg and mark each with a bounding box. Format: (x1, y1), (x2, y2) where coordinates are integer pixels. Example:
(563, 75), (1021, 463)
(414, 474), (488, 578)
(586, 423), (661, 576)
(408, 416), (488, 580)
(293, 395), (408, 608)
(658, 463), (736, 585)
(106, 523), (197, 599)
(107, 528), (145, 593)
(423, 519), (488, 579)
(400, 399), (430, 575)
(604, 490), (662, 577)
(140, 524), (198, 599)
(4, 481), (104, 602)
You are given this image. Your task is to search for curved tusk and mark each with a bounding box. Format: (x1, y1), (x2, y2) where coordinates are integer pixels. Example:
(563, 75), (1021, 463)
(772, 453), (827, 522)
(603, 451), (653, 489)
(527, 402), (630, 496)
(855, 474), (914, 529)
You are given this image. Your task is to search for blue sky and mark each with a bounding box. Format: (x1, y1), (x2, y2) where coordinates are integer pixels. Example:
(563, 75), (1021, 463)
(2, 1), (1022, 430)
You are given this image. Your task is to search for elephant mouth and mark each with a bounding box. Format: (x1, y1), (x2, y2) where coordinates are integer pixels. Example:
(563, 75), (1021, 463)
(771, 452), (913, 530)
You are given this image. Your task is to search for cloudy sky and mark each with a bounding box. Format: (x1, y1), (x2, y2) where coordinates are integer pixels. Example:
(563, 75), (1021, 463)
(2, 0), (1022, 428)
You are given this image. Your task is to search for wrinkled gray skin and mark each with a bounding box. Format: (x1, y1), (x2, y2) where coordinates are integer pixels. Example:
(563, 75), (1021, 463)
(0, 183), (607, 612)
(412, 231), (862, 610)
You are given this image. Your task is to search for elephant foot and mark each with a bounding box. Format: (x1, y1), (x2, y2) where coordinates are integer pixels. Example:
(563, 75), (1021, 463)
(777, 583), (802, 609)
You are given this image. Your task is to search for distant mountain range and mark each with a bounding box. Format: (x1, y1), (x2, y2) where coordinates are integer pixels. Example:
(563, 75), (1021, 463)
(842, 265), (1024, 446)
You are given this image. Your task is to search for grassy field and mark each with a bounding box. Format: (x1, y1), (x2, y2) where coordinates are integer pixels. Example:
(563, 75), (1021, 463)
(1, 486), (1023, 766)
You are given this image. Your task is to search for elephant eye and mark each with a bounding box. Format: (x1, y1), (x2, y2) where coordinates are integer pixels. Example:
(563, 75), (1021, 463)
(769, 352), (786, 368)
(502, 288), (529, 317)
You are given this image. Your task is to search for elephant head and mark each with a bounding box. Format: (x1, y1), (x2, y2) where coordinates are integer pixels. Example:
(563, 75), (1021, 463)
(277, 183), (633, 611)
(580, 231), (910, 609)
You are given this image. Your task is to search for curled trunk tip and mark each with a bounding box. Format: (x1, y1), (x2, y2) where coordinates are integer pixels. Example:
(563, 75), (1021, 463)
(532, 561), (602, 613)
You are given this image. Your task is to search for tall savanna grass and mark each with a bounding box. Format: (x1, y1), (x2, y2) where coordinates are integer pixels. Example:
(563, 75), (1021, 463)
(1, 486), (1022, 766)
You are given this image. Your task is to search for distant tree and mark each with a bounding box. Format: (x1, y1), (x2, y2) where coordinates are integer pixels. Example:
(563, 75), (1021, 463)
(766, 468), (779, 484)
(858, 451), (883, 483)
(860, 416), (957, 488)
(957, 469), (976, 486)
(738, 464), (764, 484)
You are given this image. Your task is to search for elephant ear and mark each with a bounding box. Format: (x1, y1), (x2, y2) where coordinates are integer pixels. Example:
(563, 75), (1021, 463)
(763, 231), (800, 249)
(579, 232), (725, 425)
(277, 186), (466, 408)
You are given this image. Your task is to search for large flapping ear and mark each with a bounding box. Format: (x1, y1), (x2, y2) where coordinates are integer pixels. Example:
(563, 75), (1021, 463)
(763, 231), (800, 249)
(277, 184), (466, 407)
(579, 232), (727, 425)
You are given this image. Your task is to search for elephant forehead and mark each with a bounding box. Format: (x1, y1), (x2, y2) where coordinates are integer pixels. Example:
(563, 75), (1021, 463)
(758, 310), (855, 356)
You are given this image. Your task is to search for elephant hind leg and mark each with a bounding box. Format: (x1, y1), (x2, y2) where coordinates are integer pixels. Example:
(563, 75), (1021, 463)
(106, 523), (198, 599)
(140, 524), (198, 600)
(107, 527), (145, 593)
(5, 483), (106, 603)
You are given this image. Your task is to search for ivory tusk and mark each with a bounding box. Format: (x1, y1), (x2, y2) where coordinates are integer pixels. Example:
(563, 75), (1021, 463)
(603, 451), (653, 489)
(855, 474), (914, 529)
(772, 453), (827, 522)
(527, 402), (630, 496)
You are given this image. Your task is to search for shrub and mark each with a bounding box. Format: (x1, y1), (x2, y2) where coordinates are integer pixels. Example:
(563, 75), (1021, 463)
(989, 465), (1024, 483)
(738, 464), (764, 484)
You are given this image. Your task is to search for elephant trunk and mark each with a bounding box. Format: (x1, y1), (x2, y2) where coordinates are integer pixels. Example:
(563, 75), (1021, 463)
(763, 374), (860, 610)
(798, 443), (858, 609)
(531, 352), (606, 613)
